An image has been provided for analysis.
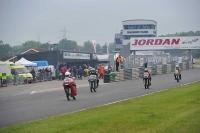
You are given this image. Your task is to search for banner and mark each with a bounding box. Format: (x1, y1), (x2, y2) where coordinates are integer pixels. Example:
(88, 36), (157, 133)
(63, 52), (90, 59)
(92, 40), (97, 53)
(130, 36), (200, 50)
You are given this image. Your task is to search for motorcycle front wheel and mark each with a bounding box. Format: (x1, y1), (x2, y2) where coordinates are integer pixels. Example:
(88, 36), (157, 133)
(65, 87), (71, 100)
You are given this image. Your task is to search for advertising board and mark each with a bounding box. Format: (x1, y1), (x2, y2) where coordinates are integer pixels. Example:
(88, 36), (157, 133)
(130, 36), (200, 50)
(63, 52), (90, 60)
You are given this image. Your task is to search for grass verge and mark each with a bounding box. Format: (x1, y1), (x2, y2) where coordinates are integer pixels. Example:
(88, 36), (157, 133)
(1, 82), (200, 133)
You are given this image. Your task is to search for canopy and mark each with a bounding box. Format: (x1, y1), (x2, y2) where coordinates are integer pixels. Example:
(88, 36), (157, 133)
(16, 57), (37, 67)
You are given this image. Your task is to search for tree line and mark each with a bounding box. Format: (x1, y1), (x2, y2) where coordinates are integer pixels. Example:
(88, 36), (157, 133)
(0, 39), (115, 60)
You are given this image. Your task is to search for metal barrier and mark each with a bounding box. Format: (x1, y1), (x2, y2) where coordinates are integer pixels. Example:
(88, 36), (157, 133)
(123, 53), (192, 69)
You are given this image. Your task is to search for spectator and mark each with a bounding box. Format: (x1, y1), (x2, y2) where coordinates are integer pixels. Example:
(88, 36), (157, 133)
(30, 68), (36, 82)
(144, 62), (148, 68)
(73, 66), (77, 78)
(115, 55), (122, 72)
(78, 66), (82, 80)
(61, 66), (67, 80)
(12, 69), (18, 85)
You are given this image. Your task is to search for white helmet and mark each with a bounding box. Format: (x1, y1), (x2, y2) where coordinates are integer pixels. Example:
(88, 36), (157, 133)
(144, 68), (148, 72)
(65, 71), (71, 76)
(176, 65), (179, 68)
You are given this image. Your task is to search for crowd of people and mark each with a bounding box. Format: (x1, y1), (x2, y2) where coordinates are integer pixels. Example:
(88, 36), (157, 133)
(57, 62), (113, 80)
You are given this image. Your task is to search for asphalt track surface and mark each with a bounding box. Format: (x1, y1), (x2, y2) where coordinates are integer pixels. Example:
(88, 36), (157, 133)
(0, 68), (200, 128)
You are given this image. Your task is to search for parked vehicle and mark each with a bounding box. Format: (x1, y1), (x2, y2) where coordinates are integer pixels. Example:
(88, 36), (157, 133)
(0, 61), (33, 85)
(88, 75), (97, 92)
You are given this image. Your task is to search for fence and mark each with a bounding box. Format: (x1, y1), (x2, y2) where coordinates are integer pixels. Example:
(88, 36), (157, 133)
(122, 53), (192, 69)
(0, 71), (53, 87)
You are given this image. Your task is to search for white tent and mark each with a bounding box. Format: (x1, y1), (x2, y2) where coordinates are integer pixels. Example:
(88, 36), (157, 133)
(16, 57), (37, 67)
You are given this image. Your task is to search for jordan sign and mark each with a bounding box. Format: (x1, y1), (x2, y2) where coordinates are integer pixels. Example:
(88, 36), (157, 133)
(130, 36), (200, 50)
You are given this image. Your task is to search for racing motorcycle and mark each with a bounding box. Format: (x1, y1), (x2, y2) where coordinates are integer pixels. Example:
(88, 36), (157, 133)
(143, 72), (151, 89)
(63, 79), (76, 100)
(174, 70), (180, 82)
(88, 75), (97, 92)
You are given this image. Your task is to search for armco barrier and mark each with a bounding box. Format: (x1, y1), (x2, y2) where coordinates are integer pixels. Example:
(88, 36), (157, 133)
(157, 65), (162, 75)
(182, 62), (186, 70)
(109, 61), (193, 83)
(167, 64), (171, 73)
(124, 69), (132, 80)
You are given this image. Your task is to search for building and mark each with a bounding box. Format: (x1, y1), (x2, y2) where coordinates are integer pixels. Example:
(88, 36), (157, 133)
(114, 19), (157, 57)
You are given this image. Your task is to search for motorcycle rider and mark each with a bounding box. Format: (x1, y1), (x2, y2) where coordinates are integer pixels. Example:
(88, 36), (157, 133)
(63, 71), (77, 97)
(174, 65), (181, 80)
(142, 68), (151, 85)
(89, 68), (99, 87)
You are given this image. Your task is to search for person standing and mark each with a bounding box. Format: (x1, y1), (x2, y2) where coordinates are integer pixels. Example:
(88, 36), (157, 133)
(61, 66), (67, 80)
(115, 55), (122, 72)
(78, 66), (82, 80)
(144, 62), (148, 68)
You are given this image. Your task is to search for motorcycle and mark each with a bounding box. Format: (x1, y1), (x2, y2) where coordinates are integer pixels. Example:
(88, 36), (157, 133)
(143, 78), (150, 89)
(88, 75), (97, 92)
(63, 79), (76, 100)
(143, 72), (151, 89)
(174, 70), (180, 82)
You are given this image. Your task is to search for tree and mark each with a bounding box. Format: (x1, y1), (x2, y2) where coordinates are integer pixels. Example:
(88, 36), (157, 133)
(56, 39), (77, 51)
(0, 43), (12, 60)
(96, 44), (102, 53)
(102, 44), (107, 53)
(108, 43), (115, 53)
(195, 31), (200, 36)
(83, 41), (94, 53)
(21, 41), (42, 52)
(0, 40), (3, 44)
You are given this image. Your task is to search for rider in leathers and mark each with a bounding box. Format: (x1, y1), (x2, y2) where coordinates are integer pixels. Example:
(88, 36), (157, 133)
(142, 68), (151, 85)
(174, 65), (181, 80)
(89, 68), (99, 87)
(63, 72), (77, 97)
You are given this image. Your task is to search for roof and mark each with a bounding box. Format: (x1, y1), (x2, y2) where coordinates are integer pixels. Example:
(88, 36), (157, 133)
(1, 56), (17, 61)
(122, 19), (157, 23)
(20, 48), (46, 54)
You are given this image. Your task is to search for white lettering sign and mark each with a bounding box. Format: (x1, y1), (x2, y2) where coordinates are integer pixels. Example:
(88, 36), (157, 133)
(63, 52), (90, 59)
(130, 36), (200, 50)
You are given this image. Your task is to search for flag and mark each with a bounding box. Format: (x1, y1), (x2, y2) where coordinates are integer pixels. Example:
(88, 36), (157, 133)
(92, 40), (97, 53)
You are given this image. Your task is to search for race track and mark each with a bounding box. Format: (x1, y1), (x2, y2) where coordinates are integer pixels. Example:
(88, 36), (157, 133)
(0, 68), (200, 128)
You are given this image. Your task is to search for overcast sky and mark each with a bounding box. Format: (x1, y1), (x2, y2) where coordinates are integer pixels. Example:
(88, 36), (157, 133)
(0, 0), (200, 46)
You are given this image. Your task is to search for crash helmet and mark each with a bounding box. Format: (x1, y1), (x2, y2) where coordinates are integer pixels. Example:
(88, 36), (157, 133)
(65, 71), (71, 76)
(144, 68), (148, 72)
(176, 65), (179, 68)
(91, 68), (95, 73)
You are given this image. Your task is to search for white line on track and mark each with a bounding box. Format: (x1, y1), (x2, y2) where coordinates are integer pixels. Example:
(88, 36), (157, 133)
(30, 83), (109, 94)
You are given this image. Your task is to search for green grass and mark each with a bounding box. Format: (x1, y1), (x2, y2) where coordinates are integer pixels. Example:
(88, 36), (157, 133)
(194, 59), (200, 65)
(1, 82), (200, 133)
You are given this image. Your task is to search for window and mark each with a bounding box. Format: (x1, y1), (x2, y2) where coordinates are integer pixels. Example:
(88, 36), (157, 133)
(143, 25), (147, 29)
(124, 25), (128, 29)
